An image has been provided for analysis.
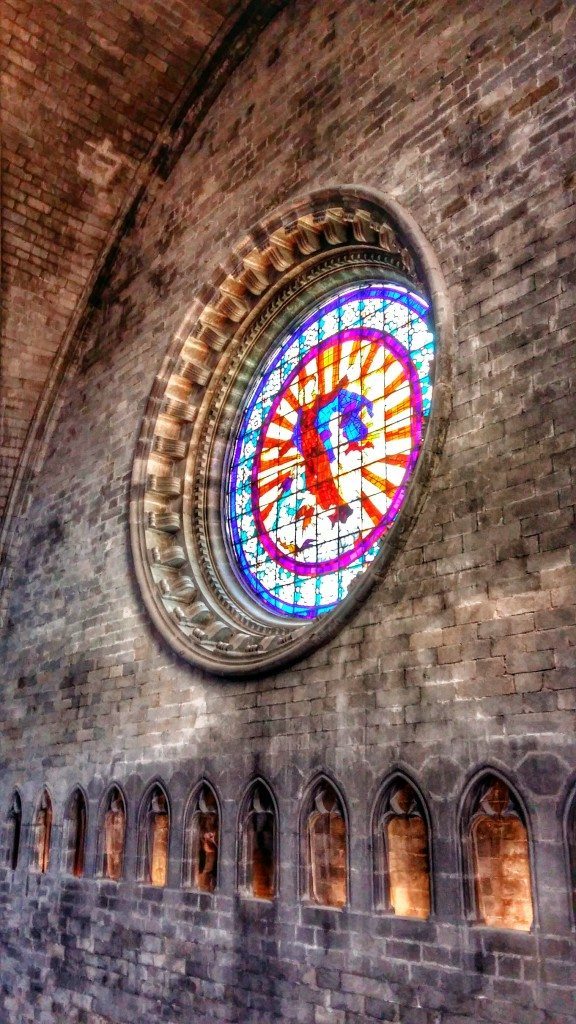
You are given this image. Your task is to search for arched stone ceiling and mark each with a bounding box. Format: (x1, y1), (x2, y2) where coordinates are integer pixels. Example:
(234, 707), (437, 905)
(0, 0), (286, 581)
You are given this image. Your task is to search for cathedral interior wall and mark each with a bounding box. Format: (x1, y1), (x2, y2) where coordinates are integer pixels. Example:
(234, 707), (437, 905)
(1, 0), (575, 1021)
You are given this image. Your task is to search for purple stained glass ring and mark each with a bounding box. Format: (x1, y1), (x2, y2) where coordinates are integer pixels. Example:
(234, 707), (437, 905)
(225, 283), (434, 619)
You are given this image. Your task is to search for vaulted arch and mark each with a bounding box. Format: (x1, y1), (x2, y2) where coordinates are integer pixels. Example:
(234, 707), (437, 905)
(0, 0), (290, 609)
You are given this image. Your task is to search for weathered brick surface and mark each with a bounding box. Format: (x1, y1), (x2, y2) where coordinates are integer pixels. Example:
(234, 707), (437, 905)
(1, 0), (576, 1022)
(0, 0), (274, 520)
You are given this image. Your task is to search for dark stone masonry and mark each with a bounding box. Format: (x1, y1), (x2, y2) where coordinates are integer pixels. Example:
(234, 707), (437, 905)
(1, 1), (576, 1022)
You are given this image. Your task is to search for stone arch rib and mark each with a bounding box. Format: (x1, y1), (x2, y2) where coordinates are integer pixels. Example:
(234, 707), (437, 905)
(0, 0), (290, 616)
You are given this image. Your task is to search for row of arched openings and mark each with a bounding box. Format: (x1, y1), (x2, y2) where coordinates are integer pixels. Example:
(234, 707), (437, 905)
(4, 771), (574, 930)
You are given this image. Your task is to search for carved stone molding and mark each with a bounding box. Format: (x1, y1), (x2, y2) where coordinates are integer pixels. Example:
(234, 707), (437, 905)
(130, 187), (453, 675)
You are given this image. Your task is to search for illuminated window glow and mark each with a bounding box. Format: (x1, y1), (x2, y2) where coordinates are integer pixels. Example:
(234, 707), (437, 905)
(226, 283), (434, 618)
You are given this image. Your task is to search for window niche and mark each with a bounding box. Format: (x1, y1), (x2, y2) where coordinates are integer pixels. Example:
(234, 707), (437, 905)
(130, 190), (448, 678)
(565, 787), (576, 924)
(183, 782), (219, 893)
(302, 778), (347, 909)
(238, 781), (277, 900)
(138, 783), (170, 887)
(62, 788), (87, 877)
(374, 776), (431, 920)
(33, 789), (52, 874)
(4, 792), (22, 870)
(99, 785), (126, 881)
(463, 773), (534, 931)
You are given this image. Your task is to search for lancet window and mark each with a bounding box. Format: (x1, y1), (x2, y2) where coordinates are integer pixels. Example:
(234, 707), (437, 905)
(100, 786), (126, 881)
(303, 779), (347, 908)
(464, 774), (533, 931)
(5, 792), (22, 871)
(183, 782), (219, 892)
(374, 777), (431, 919)
(63, 788), (87, 877)
(138, 784), (170, 887)
(567, 788), (576, 922)
(238, 781), (277, 900)
(33, 789), (52, 874)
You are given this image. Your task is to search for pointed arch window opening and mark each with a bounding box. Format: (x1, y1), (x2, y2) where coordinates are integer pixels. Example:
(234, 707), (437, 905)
(63, 789), (87, 878)
(34, 790), (52, 874)
(304, 780), (347, 909)
(183, 783), (219, 893)
(101, 786), (126, 882)
(566, 788), (576, 924)
(239, 782), (277, 900)
(465, 775), (534, 932)
(5, 792), (22, 871)
(140, 785), (170, 887)
(375, 779), (431, 920)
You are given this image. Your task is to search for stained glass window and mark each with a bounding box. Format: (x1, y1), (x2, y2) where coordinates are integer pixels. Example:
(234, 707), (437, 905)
(225, 282), (434, 619)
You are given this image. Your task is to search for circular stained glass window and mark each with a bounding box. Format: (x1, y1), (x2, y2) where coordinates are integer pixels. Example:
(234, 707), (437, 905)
(225, 282), (434, 620)
(130, 190), (449, 675)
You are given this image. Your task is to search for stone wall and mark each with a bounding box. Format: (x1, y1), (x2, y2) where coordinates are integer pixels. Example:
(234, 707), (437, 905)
(1, 0), (576, 1021)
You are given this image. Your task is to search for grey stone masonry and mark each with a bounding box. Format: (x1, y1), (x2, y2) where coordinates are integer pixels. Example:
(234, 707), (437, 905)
(1, 0), (576, 1022)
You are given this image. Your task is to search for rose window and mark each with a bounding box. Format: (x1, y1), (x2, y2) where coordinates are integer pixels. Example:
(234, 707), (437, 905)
(226, 283), (433, 619)
(130, 189), (449, 674)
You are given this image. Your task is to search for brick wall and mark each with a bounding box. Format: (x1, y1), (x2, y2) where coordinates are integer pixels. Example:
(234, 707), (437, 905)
(1, 0), (576, 1021)
(0, 0), (282, 525)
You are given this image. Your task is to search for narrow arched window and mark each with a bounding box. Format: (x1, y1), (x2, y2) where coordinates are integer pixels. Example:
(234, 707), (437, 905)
(239, 781), (277, 900)
(33, 789), (52, 873)
(5, 792), (22, 870)
(183, 782), (219, 892)
(63, 788), (87, 877)
(138, 784), (170, 887)
(303, 779), (347, 908)
(100, 786), (126, 881)
(374, 778), (431, 919)
(566, 788), (576, 922)
(464, 774), (533, 931)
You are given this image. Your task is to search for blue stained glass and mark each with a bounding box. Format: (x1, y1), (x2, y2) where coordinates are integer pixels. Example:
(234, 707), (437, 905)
(224, 283), (435, 619)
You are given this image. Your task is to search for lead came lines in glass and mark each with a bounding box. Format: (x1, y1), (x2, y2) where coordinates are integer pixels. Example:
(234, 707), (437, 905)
(226, 283), (434, 619)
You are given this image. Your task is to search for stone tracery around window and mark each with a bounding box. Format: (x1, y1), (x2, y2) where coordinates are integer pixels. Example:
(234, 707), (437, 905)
(238, 780), (277, 900)
(302, 777), (348, 909)
(99, 785), (127, 881)
(138, 783), (170, 887)
(4, 792), (22, 871)
(183, 781), (220, 892)
(374, 775), (431, 919)
(462, 773), (534, 931)
(130, 187), (451, 676)
(33, 788), (52, 874)
(0, 767), (562, 933)
(62, 787), (87, 878)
